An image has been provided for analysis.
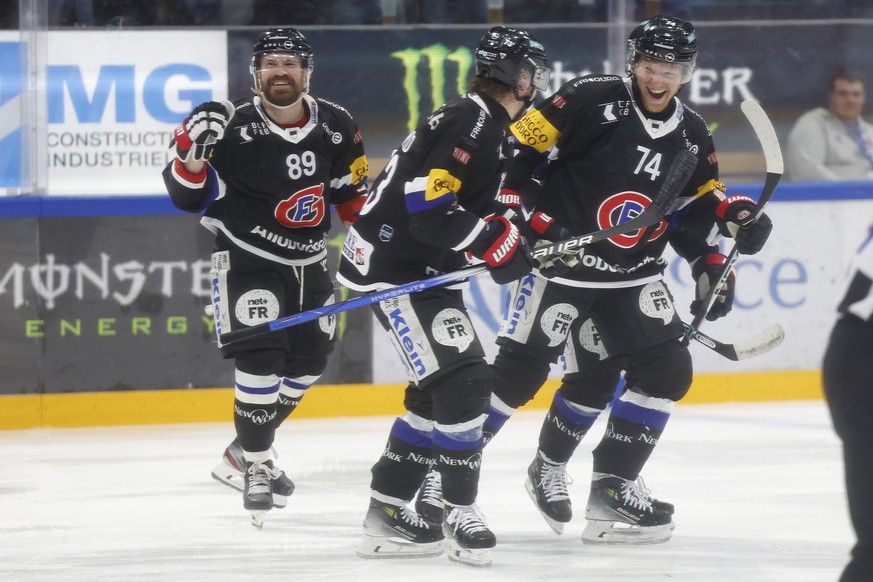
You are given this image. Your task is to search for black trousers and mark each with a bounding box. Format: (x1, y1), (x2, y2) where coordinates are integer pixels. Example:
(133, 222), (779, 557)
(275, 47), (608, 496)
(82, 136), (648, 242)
(823, 316), (873, 582)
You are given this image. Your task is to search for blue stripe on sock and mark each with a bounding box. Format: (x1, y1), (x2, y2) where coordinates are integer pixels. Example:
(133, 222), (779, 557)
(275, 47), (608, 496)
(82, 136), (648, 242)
(433, 428), (483, 451)
(235, 383), (279, 395)
(553, 394), (599, 427)
(389, 417), (432, 448)
(484, 407), (510, 433)
(610, 399), (670, 430)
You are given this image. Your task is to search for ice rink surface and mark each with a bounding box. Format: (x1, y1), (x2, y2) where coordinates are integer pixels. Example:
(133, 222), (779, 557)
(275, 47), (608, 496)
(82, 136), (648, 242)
(0, 400), (853, 581)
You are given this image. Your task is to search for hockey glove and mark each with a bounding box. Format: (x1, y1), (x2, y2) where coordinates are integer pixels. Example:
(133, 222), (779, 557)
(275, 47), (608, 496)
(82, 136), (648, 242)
(522, 212), (583, 278)
(716, 195), (773, 255)
(690, 253), (736, 321)
(172, 100), (235, 163)
(468, 215), (534, 285)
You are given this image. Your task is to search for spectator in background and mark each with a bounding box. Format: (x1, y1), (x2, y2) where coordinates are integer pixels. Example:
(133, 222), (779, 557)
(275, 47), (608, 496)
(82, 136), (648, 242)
(787, 68), (873, 181)
(823, 224), (873, 582)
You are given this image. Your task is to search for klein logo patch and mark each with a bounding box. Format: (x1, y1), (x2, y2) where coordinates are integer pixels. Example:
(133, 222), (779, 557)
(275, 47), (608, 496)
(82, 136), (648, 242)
(452, 147), (471, 165)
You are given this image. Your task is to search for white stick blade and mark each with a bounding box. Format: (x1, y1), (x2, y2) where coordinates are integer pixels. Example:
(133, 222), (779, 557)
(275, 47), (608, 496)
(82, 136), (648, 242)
(740, 100), (784, 175)
(733, 323), (785, 360)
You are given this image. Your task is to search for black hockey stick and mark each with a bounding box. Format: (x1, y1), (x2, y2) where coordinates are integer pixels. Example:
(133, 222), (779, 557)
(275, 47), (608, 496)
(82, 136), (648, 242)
(682, 100), (783, 345)
(219, 150), (698, 345)
(684, 322), (785, 361)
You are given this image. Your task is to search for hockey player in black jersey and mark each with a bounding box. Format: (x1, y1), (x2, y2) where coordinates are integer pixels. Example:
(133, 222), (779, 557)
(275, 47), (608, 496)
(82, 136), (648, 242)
(337, 26), (550, 566)
(454, 15), (774, 544)
(162, 28), (369, 527)
(823, 225), (873, 582)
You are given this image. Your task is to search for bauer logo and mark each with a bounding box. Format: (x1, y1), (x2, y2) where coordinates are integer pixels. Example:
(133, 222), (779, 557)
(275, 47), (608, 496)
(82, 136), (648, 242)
(391, 44), (473, 132)
(0, 41), (23, 189)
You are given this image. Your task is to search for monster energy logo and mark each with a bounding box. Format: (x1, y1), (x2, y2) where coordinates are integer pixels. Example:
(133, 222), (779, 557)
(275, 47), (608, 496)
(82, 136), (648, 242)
(393, 44), (473, 132)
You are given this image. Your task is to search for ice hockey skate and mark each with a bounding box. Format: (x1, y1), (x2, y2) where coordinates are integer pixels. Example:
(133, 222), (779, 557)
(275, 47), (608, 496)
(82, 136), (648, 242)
(524, 451), (572, 534)
(243, 460), (281, 528)
(357, 497), (445, 559)
(414, 469), (444, 525)
(582, 474), (675, 544)
(211, 438), (294, 508)
(442, 502), (496, 567)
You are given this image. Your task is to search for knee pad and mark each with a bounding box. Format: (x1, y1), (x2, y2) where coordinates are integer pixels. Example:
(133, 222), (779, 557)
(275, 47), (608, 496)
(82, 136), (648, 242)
(492, 344), (551, 409)
(282, 353), (328, 380)
(560, 359), (625, 410)
(625, 340), (693, 401)
(235, 348), (285, 377)
(428, 361), (493, 426)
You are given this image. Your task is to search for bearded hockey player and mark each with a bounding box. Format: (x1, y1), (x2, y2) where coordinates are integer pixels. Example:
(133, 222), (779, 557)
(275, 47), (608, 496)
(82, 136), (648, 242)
(162, 27), (369, 527)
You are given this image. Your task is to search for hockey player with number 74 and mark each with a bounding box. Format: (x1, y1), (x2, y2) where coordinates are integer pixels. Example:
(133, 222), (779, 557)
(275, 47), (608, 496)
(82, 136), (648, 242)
(414, 15), (776, 546)
(162, 28), (369, 527)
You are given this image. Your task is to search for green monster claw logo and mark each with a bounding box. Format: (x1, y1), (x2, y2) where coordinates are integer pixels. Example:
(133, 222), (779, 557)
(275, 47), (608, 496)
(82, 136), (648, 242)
(392, 44), (474, 132)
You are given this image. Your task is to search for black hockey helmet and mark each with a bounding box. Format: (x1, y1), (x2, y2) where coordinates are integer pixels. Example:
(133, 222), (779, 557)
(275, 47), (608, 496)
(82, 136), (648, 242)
(250, 27), (314, 90)
(475, 26), (550, 93)
(626, 15), (697, 83)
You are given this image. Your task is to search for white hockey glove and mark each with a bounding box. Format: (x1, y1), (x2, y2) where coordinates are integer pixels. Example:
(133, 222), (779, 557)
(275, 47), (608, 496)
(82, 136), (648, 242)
(171, 100), (235, 163)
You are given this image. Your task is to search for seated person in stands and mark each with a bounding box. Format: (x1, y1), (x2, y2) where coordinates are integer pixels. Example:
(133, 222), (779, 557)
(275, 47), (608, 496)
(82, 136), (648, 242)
(787, 67), (873, 181)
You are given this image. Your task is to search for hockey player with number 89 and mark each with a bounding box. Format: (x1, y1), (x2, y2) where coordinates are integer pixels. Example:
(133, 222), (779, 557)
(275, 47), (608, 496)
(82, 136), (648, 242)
(337, 27), (549, 566)
(434, 15), (774, 545)
(162, 28), (369, 527)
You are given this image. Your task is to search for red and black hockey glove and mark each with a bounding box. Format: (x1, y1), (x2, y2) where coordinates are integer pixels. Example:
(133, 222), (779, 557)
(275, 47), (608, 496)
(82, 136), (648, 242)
(690, 253), (736, 321)
(468, 215), (534, 285)
(171, 100), (235, 163)
(716, 195), (773, 255)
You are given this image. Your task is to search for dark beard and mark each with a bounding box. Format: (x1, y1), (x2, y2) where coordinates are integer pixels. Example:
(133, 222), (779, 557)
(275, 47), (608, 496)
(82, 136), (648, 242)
(262, 77), (303, 107)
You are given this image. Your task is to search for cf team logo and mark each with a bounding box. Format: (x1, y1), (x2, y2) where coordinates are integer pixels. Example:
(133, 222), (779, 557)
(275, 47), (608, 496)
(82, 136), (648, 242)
(597, 191), (668, 249)
(275, 184), (325, 228)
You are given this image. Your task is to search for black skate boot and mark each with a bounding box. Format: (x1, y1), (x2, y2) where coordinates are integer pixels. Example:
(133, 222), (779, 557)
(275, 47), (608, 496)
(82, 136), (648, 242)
(212, 438), (294, 507)
(357, 497), (445, 559)
(524, 451), (572, 534)
(582, 474), (675, 544)
(243, 461), (275, 528)
(443, 502), (496, 567)
(414, 469), (444, 526)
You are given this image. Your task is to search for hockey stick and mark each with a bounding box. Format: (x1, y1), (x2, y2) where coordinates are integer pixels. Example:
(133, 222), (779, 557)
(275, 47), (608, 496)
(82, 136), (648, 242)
(684, 322), (785, 361)
(219, 150), (698, 345)
(682, 100), (783, 345)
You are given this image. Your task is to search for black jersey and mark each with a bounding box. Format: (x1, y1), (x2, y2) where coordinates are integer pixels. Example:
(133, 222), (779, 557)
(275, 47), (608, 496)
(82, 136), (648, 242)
(505, 74), (723, 286)
(836, 227), (873, 323)
(338, 93), (512, 290)
(163, 94), (368, 266)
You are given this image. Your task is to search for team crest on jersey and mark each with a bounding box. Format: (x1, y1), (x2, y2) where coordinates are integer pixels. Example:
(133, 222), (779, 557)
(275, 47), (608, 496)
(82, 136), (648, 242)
(431, 308), (474, 353)
(597, 192), (668, 249)
(275, 184), (326, 228)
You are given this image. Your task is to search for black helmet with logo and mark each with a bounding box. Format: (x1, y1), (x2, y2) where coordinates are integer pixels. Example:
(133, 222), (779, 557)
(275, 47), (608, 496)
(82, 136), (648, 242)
(475, 26), (550, 93)
(626, 15), (697, 83)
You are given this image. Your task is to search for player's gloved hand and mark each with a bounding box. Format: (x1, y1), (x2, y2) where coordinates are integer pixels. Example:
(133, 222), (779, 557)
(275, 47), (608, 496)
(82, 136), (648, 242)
(690, 253), (736, 321)
(520, 211), (582, 278)
(171, 100), (235, 163)
(716, 195), (773, 255)
(468, 215), (534, 285)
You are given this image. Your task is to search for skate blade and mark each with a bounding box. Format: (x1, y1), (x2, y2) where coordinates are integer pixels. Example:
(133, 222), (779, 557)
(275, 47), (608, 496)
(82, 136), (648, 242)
(250, 510), (267, 528)
(581, 519), (674, 545)
(446, 540), (492, 567)
(524, 478), (568, 535)
(211, 461), (244, 492)
(356, 534), (444, 559)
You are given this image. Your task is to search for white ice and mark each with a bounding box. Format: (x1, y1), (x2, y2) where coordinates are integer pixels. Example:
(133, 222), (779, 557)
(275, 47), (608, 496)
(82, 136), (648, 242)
(0, 400), (853, 581)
